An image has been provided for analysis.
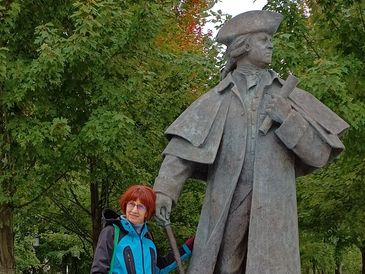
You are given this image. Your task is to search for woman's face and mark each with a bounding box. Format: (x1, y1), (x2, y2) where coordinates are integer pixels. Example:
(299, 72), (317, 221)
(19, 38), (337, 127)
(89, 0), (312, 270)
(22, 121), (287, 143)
(126, 199), (147, 225)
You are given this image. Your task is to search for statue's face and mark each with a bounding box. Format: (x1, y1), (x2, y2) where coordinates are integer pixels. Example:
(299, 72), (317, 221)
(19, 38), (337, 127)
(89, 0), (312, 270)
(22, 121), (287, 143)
(244, 32), (273, 68)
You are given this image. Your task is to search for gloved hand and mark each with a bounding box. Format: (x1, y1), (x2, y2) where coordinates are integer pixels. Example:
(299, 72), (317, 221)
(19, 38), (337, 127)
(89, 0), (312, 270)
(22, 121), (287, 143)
(155, 193), (173, 226)
(185, 235), (195, 250)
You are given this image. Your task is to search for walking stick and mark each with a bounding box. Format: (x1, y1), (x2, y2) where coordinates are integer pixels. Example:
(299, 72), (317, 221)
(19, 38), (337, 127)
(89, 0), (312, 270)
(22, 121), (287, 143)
(165, 222), (185, 274)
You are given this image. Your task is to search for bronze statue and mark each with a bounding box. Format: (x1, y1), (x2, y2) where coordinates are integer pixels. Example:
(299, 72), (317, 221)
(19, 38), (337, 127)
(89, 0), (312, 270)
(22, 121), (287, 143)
(153, 10), (348, 274)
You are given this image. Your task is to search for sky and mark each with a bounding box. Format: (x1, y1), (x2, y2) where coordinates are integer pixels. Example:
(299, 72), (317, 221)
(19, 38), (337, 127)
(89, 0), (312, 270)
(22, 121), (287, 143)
(212, 0), (268, 17)
(204, 0), (268, 35)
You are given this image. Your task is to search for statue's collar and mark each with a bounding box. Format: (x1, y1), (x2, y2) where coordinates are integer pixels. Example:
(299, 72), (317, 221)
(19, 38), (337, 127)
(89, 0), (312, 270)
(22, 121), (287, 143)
(214, 69), (279, 94)
(235, 64), (267, 76)
(213, 73), (234, 93)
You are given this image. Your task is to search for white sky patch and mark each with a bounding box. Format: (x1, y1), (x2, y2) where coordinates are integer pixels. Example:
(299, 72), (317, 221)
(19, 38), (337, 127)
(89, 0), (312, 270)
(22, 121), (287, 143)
(213, 0), (268, 17)
(205, 0), (268, 35)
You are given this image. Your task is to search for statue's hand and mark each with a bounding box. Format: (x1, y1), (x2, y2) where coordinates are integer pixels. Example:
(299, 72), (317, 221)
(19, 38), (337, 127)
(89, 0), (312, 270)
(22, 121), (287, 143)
(266, 95), (292, 124)
(155, 193), (173, 226)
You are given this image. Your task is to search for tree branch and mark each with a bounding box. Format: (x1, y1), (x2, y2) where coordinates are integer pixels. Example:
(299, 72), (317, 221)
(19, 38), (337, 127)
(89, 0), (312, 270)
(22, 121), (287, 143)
(301, 32), (321, 59)
(15, 172), (67, 209)
(68, 186), (91, 216)
(358, 1), (365, 32)
(38, 213), (92, 245)
(52, 197), (91, 240)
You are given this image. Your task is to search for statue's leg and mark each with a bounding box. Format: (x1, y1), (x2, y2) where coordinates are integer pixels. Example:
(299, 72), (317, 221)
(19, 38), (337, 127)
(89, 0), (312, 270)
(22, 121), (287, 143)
(214, 124), (255, 274)
(213, 153), (254, 274)
(213, 189), (252, 274)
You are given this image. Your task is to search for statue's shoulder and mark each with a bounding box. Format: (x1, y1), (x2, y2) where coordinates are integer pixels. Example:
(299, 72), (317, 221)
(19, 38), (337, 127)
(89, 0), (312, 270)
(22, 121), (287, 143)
(273, 74), (348, 136)
(211, 73), (235, 94)
(289, 85), (349, 136)
(165, 76), (234, 147)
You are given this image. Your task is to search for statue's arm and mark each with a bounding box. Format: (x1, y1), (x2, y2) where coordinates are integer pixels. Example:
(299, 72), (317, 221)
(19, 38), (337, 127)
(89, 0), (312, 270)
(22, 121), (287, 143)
(153, 154), (195, 224)
(266, 94), (341, 168)
(275, 109), (332, 168)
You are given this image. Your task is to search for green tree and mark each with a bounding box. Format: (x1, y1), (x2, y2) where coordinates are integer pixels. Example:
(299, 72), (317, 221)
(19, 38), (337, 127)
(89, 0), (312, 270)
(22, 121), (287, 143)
(1, 0), (219, 272)
(266, 0), (365, 272)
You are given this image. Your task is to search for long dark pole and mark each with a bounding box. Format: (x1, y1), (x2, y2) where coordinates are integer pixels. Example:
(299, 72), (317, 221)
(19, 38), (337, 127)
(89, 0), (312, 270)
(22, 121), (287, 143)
(165, 224), (185, 274)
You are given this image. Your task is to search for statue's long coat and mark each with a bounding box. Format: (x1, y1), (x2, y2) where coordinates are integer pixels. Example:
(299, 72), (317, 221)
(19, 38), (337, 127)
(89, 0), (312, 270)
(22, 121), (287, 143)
(154, 71), (348, 274)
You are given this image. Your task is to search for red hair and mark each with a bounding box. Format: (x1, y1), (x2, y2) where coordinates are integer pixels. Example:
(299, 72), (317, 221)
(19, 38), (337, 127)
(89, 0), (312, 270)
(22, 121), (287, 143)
(119, 185), (156, 220)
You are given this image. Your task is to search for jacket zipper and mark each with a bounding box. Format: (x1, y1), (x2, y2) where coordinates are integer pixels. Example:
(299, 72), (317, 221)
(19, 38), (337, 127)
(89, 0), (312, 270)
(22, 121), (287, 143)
(140, 236), (145, 274)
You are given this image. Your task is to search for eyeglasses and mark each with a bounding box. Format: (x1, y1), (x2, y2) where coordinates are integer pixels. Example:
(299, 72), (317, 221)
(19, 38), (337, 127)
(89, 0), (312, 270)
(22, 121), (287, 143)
(127, 201), (147, 212)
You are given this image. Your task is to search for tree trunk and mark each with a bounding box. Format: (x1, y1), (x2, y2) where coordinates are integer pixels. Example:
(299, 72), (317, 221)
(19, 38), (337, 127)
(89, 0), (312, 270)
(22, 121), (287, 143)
(0, 203), (15, 274)
(89, 158), (102, 253)
(335, 263), (342, 274)
(361, 246), (365, 274)
(90, 181), (102, 252)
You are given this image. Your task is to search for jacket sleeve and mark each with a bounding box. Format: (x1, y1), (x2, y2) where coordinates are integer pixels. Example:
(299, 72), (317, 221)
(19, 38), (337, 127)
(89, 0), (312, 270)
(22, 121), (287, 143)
(153, 154), (196, 205)
(275, 109), (336, 168)
(90, 225), (115, 274)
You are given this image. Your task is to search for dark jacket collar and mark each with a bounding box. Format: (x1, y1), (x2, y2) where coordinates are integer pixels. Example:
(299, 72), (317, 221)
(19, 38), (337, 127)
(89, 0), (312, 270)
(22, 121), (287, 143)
(102, 208), (148, 236)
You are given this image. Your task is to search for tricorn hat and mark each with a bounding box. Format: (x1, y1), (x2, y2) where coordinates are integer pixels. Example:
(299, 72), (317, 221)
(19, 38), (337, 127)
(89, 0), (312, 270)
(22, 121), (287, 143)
(216, 10), (283, 46)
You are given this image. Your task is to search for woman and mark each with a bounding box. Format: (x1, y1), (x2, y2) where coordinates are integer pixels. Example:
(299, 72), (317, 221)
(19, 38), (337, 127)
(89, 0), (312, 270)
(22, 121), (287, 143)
(91, 185), (194, 274)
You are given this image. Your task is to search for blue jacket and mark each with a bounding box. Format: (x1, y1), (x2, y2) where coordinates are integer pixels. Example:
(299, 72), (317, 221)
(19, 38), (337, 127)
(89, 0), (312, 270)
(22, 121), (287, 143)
(91, 209), (192, 274)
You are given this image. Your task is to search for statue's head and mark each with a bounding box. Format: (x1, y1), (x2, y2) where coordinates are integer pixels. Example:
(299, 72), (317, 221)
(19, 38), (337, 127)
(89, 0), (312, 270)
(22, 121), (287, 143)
(217, 10), (283, 75)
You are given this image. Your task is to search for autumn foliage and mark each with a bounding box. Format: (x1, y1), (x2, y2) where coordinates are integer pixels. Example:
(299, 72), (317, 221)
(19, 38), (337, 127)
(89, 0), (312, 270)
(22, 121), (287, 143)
(156, 0), (212, 52)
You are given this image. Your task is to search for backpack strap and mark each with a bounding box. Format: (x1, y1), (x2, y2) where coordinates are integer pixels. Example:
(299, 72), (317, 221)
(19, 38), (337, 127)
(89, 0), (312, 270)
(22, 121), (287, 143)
(108, 224), (120, 274)
(146, 231), (154, 241)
